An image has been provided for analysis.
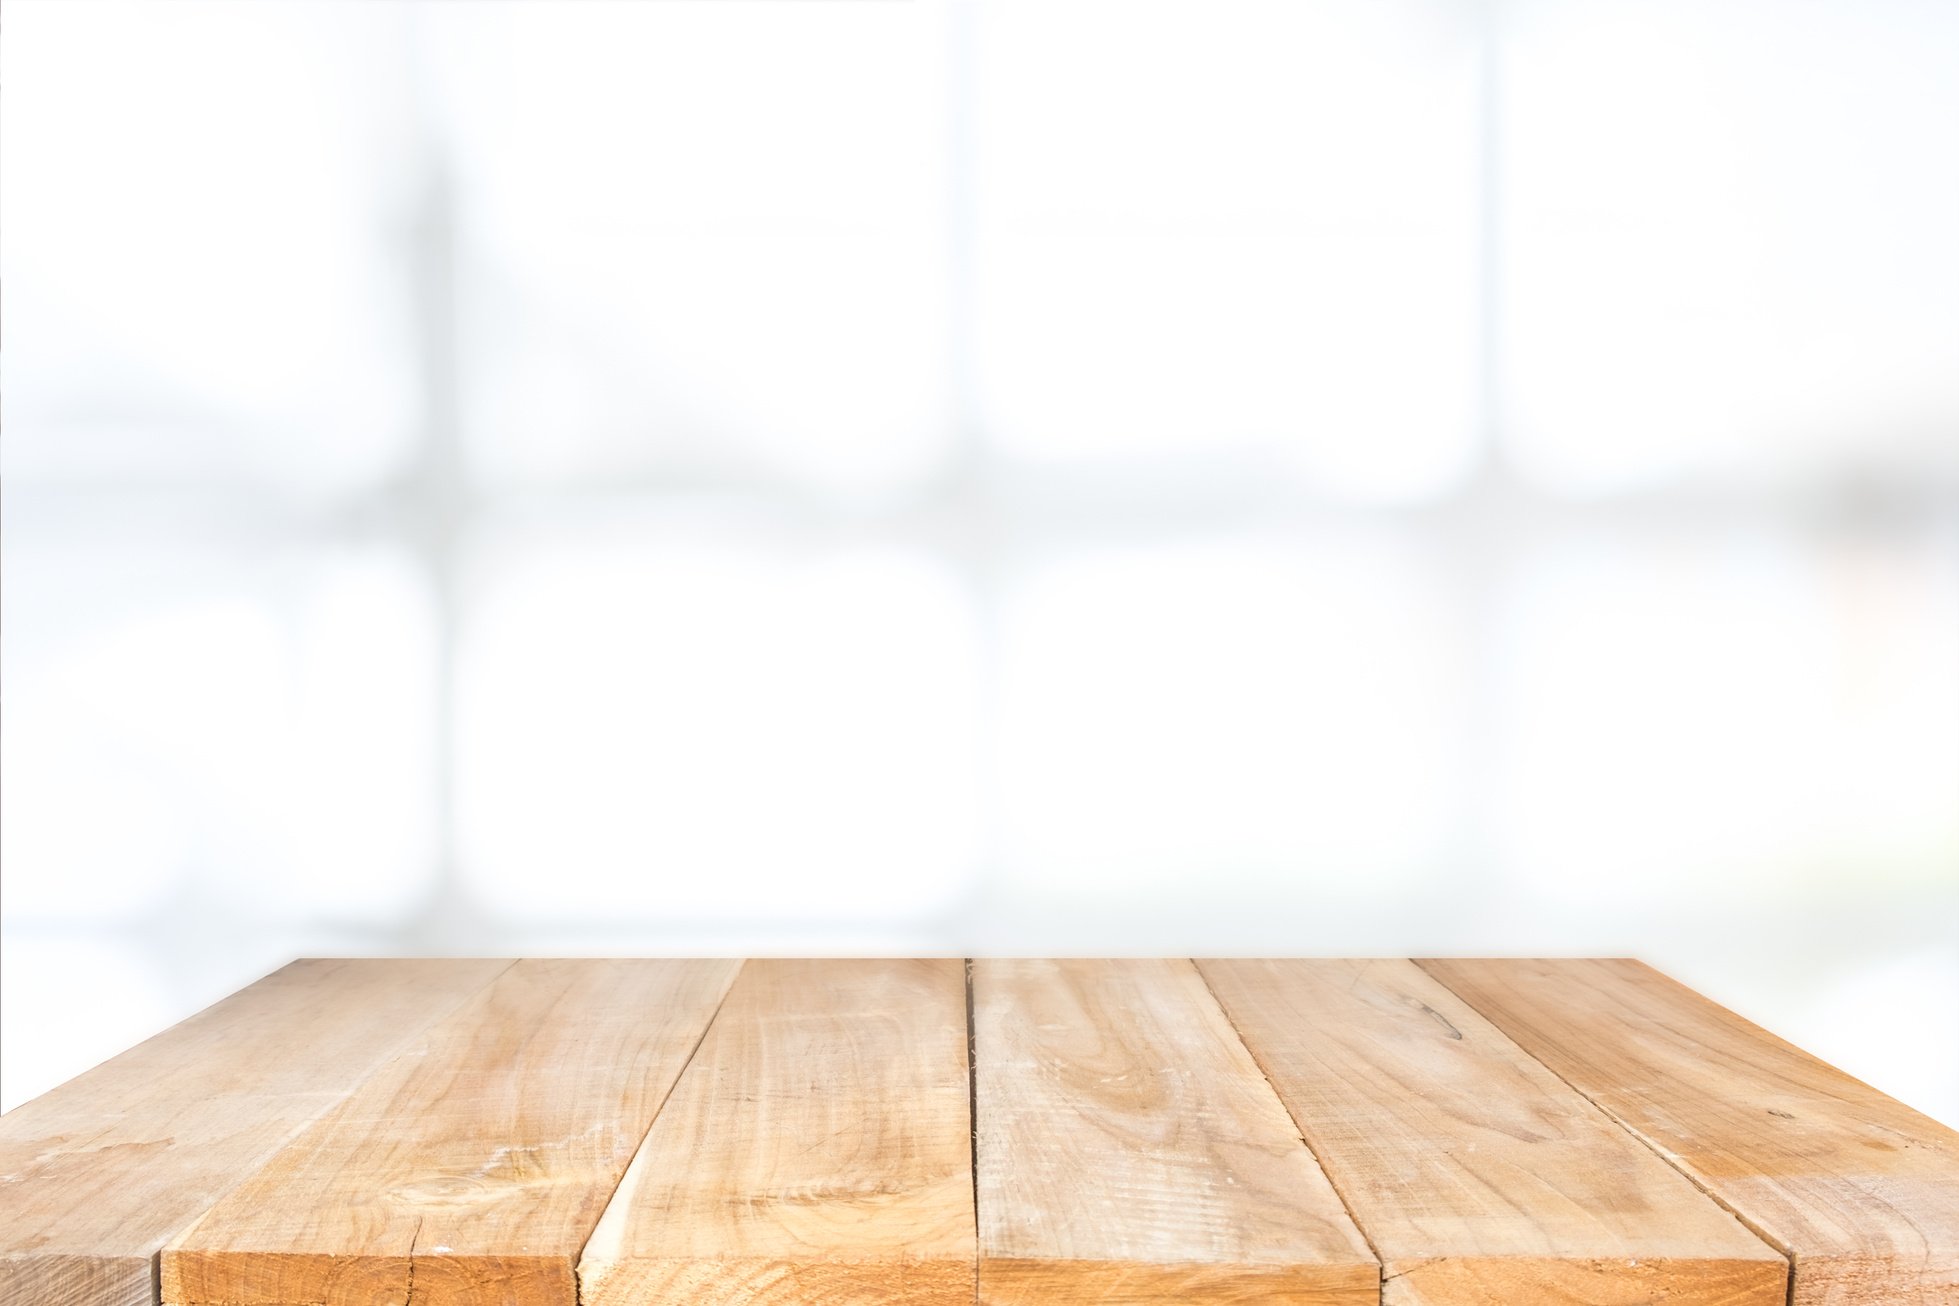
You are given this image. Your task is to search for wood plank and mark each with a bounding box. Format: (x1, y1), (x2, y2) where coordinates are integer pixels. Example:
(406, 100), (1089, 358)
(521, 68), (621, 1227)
(578, 958), (973, 1306)
(0, 957), (511, 1306)
(972, 958), (1378, 1304)
(1421, 957), (1959, 1306)
(160, 957), (739, 1306)
(1197, 958), (1789, 1306)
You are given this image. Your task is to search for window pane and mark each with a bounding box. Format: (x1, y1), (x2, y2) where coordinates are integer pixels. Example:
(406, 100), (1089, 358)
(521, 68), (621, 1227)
(2, 516), (440, 923)
(1502, 0), (1959, 493)
(974, 0), (1483, 501)
(1, 1), (418, 493)
(426, 0), (953, 498)
(1493, 521), (1959, 901)
(996, 530), (1461, 900)
(460, 231), (950, 498)
(457, 514), (981, 923)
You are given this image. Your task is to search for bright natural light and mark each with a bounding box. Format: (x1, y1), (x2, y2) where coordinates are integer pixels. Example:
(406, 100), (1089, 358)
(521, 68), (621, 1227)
(4, 0), (1955, 1129)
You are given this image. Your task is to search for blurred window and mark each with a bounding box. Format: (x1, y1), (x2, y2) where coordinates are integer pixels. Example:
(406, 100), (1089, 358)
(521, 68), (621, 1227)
(4, 0), (1955, 1119)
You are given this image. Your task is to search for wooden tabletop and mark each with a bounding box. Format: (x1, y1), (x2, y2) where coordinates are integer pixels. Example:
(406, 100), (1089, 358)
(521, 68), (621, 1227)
(2, 959), (1955, 1306)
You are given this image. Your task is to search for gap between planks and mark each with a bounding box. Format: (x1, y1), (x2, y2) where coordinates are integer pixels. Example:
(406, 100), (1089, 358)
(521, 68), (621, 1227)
(1190, 957), (1392, 1293)
(162, 959), (744, 1306)
(1417, 958), (1959, 1305)
(1195, 959), (1790, 1306)
(1413, 957), (1797, 1306)
(576, 959), (975, 1306)
(973, 959), (1378, 1304)
(0, 957), (521, 1306)
(965, 958), (981, 1306)
(565, 959), (750, 1306)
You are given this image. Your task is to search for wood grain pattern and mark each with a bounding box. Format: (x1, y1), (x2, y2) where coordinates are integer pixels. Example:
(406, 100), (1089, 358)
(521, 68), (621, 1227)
(1421, 957), (1959, 1306)
(15, 956), (1957, 1306)
(159, 958), (739, 1306)
(972, 958), (1377, 1304)
(1196, 958), (1790, 1306)
(0, 958), (511, 1306)
(578, 958), (973, 1306)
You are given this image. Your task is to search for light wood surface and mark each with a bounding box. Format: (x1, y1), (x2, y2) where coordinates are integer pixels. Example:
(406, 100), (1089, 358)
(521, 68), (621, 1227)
(16, 956), (1959, 1306)
(158, 958), (739, 1306)
(972, 958), (1377, 1304)
(577, 958), (974, 1306)
(0, 958), (511, 1306)
(1196, 959), (1790, 1306)
(1421, 957), (1959, 1306)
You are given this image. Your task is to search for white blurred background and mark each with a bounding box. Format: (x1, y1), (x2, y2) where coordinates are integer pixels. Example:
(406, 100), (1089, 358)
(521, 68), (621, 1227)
(4, 0), (1956, 1122)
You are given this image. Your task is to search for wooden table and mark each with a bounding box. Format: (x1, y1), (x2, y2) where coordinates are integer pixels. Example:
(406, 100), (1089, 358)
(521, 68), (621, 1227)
(3, 959), (1956, 1305)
